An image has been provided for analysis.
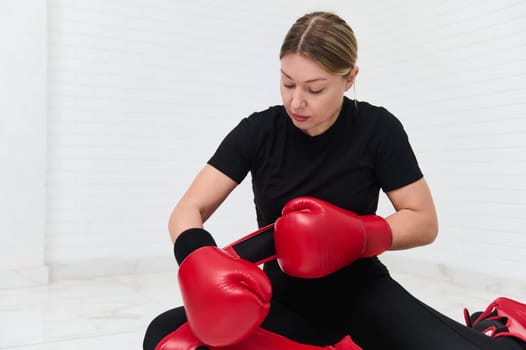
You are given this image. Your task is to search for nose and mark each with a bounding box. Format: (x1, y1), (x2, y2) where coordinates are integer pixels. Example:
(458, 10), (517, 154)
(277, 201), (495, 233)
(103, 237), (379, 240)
(290, 89), (306, 110)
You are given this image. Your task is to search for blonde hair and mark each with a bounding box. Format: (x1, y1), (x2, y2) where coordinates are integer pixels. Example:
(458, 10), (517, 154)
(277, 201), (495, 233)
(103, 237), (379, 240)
(280, 12), (358, 76)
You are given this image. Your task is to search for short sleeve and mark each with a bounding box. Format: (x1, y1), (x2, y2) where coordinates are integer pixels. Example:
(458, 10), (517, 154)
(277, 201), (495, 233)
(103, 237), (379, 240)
(374, 111), (423, 192)
(207, 118), (255, 184)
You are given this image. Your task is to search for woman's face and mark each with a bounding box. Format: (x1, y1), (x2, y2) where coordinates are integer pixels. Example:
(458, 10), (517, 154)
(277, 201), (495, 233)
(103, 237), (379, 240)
(280, 53), (358, 136)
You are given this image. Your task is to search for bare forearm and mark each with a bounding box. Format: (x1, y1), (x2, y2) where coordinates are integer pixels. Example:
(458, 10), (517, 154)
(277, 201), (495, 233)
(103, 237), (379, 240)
(168, 165), (238, 243)
(168, 204), (207, 243)
(385, 208), (438, 250)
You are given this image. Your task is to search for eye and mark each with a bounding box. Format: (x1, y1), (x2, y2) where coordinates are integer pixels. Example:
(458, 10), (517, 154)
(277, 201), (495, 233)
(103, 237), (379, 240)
(309, 89), (323, 94)
(283, 83), (295, 89)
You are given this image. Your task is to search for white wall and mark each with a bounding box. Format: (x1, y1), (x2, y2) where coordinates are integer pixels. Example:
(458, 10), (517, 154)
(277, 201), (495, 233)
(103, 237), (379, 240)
(1, 0), (525, 285)
(0, 1), (49, 288)
(350, 1), (526, 281)
(45, 0), (320, 278)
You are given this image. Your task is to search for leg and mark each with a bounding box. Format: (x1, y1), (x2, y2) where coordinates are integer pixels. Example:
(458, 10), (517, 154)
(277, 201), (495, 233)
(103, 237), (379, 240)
(143, 301), (345, 349)
(260, 300), (339, 346)
(143, 302), (359, 350)
(352, 275), (526, 350)
(142, 302), (323, 350)
(143, 307), (191, 350)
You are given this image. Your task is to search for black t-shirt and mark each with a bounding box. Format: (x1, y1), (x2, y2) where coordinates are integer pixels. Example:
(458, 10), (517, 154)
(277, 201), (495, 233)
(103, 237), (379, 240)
(208, 97), (423, 301)
(209, 96), (423, 227)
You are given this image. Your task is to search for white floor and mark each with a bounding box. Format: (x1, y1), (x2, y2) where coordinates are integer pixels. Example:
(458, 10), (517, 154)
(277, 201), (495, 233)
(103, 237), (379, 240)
(1, 267), (525, 350)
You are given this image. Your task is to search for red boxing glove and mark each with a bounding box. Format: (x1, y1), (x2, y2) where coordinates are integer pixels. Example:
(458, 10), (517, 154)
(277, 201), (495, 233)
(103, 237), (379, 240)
(155, 322), (204, 350)
(224, 329), (363, 350)
(155, 323), (363, 350)
(274, 197), (392, 278)
(177, 237), (271, 347)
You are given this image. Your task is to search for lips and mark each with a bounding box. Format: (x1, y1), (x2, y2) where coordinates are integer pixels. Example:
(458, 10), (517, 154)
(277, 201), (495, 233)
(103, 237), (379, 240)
(291, 113), (309, 123)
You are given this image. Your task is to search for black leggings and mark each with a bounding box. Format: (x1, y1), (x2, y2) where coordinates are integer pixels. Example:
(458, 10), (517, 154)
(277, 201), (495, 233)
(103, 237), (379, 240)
(143, 268), (525, 350)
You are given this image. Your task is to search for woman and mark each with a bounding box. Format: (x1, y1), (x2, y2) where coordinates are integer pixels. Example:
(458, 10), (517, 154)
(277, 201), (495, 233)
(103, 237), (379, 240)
(144, 11), (526, 350)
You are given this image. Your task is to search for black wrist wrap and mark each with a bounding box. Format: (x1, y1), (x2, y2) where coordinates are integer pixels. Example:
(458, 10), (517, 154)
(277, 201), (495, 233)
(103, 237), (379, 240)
(174, 228), (217, 265)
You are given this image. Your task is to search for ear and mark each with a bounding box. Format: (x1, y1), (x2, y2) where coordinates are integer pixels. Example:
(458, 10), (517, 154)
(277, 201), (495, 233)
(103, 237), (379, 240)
(344, 66), (359, 91)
